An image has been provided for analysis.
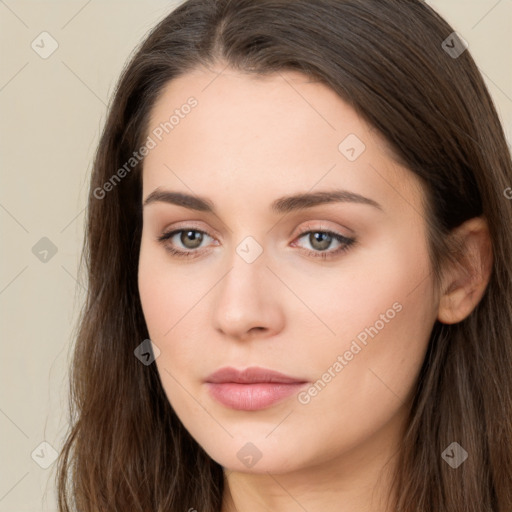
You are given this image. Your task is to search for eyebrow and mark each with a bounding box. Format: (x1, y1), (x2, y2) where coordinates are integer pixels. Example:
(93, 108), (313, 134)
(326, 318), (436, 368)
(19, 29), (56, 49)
(142, 188), (383, 214)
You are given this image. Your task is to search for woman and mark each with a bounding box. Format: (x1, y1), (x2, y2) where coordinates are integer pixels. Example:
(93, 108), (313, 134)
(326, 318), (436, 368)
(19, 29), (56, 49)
(56, 0), (512, 510)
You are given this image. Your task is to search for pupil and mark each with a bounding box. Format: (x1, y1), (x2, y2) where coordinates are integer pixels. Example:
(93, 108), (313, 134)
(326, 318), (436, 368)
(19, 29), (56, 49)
(182, 230), (202, 248)
(311, 232), (331, 250)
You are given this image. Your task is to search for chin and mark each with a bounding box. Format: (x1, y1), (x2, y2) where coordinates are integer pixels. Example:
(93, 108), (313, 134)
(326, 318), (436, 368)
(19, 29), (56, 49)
(200, 437), (310, 475)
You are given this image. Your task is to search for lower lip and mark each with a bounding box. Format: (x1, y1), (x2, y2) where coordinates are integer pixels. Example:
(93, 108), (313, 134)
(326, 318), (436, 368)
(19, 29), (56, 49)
(206, 382), (307, 411)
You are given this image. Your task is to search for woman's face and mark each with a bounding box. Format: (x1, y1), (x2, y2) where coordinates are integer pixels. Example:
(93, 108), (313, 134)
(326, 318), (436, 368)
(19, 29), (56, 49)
(138, 67), (440, 475)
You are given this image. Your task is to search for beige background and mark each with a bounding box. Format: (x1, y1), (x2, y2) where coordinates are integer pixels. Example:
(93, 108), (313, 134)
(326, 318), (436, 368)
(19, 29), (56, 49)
(1, 1), (511, 510)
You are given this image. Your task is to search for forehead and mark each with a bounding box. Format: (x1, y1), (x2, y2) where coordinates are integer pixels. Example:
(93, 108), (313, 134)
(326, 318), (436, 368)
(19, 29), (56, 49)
(146, 66), (390, 159)
(142, 67), (424, 218)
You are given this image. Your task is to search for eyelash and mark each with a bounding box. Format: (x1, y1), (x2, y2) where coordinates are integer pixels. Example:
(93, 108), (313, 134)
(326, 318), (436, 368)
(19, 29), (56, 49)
(157, 226), (356, 261)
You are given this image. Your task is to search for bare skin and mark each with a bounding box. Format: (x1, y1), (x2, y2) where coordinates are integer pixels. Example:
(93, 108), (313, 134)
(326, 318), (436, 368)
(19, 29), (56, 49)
(137, 66), (492, 512)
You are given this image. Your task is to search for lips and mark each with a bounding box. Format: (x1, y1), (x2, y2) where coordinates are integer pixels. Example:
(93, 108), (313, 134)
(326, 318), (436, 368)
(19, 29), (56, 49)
(205, 366), (309, 411)
(205, 366), (307, 384)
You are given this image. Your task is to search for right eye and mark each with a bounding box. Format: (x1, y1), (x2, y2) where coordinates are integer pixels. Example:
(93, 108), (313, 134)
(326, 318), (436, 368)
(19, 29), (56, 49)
(157, 228), (216, 258)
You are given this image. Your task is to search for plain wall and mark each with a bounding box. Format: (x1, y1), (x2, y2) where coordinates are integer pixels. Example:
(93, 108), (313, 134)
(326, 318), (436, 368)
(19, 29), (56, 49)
(1, 1), (511, 510)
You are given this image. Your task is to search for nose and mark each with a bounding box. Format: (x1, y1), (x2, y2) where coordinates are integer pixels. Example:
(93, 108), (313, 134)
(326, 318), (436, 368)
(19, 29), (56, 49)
(211, 249), (285, 341)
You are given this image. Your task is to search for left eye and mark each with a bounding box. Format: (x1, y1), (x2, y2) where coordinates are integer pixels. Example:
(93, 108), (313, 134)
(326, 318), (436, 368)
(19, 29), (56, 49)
(295, 230), (344, 252)
(292, 229), (356, 259)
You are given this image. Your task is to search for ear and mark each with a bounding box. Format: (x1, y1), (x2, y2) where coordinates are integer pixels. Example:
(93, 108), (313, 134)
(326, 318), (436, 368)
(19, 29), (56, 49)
(437, 216), (493, 325)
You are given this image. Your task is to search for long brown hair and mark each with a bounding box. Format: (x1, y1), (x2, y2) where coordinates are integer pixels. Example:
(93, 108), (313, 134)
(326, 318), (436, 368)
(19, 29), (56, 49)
(56, 0), (512, 510)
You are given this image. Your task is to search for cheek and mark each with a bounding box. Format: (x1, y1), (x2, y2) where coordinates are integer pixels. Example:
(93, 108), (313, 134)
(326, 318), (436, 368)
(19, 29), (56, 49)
(287, 223), (435, 358)
(138, 238), (214, 377)
(295, 288), (433, 460)
(138, 262), (173, 340)
(138, 247), (215, 429)
(138, 236), (197, 338)
(293, 229), (436, 437)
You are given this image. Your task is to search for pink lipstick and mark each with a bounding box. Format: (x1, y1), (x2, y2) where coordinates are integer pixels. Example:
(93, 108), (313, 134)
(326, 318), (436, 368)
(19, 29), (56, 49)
(205, 366), (308, 411)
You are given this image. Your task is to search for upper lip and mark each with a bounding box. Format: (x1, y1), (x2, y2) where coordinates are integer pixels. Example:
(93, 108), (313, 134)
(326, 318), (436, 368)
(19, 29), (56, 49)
(205, 366), (307, 384)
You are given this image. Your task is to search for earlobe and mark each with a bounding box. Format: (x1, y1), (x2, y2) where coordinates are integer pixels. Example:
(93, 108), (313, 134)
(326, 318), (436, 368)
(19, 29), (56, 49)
(437, 216), (493, 325)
